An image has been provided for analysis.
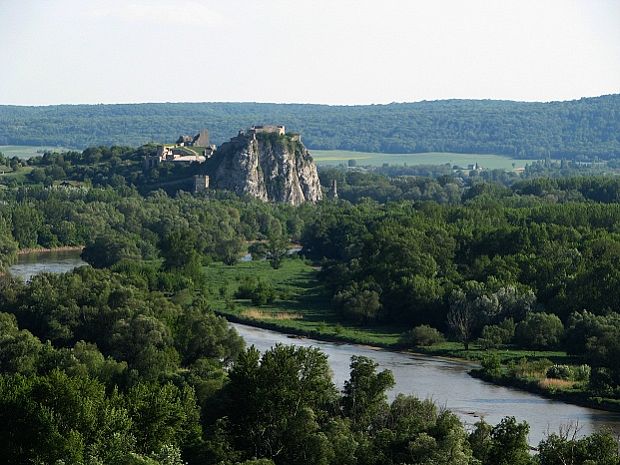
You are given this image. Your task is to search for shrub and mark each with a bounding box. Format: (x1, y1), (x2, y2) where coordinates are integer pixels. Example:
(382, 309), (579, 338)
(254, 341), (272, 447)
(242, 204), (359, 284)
(481, 353), (502, 376)
(546, 364), (590, 383)
(401, 325), (445, 346)
(573, 364), (591, 382)
(508, 357), (553, 378)
(546, 365), (574, 380)
(333, 283), (382, 324)
(235, 277), (277, 306)
(478, 319), (515, 349)
(515, 312), (564, 350)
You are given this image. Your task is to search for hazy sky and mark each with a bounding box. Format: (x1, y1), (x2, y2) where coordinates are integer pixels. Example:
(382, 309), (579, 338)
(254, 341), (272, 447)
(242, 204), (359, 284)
(1, 0), (619, 105)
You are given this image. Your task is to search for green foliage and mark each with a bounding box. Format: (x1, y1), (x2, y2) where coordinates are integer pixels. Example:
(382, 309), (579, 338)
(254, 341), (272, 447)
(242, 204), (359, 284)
(566, 311), (620, 388)
(546, 364), (574, 380)
(0, 220), (18, 269)
(0, 370), (136, 465)
(82, 233), (141, 268)
(224, 345), (338, 464)
(2, 156), (620, 464)
(538, 429), (620, 465)
(480, 353), (502, 376)
(333, 282), (382, 324)
(265, 226), (289, 270)
(342, 355), (395, 432)
(515, 312), (564, 350)
(125, 382), (201, 455)
(478, 318), (515, 349)
(487, 417), (533, 465)
(544, 363), (590, 383)
(400, 324), (445, 347)
(235, 277), (278, 306)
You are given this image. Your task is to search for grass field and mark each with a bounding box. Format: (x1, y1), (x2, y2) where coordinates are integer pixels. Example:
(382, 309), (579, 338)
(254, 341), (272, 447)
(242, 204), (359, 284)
(0, 145), (536, 171)
(310, 149), (535, 170)
(0, 166), (34, 183)
(0, 145), (74, 159)
(205, 258), (406, 346)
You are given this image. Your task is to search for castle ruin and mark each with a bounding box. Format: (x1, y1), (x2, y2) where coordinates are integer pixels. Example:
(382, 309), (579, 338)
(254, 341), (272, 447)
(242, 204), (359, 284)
(177, 128), (210, 147)
(143, 128), (215, 169)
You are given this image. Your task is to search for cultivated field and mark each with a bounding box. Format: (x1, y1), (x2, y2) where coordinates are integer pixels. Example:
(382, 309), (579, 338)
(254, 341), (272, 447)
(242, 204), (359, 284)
(310, 149), (535, 169)
(0, 145), (74, 159)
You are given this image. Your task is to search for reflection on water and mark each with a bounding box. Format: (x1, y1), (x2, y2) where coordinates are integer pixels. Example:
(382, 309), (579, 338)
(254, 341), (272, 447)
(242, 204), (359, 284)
(9, 250), (86, 282)
(233, 322), (620, 447)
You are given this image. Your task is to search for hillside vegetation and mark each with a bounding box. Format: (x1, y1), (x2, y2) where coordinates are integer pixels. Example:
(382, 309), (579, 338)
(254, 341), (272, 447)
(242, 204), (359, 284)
(1, 95), (619, 159)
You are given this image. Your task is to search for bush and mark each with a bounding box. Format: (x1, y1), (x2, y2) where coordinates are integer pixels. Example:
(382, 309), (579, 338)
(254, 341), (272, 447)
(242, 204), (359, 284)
(333, 283), (382, 324)
(235, 277), (277, 306)
(481, 353), (502, 376)
(508, 357), (553, 378)
(589, 367), (619, 396)
(248, 242), (267, 260)
(574, 364), (591, 382)
(515, 312), (564, 350)
(546, 365), (574, 380)
(401, 325), (445, 346)
(478, 319), (515, 349)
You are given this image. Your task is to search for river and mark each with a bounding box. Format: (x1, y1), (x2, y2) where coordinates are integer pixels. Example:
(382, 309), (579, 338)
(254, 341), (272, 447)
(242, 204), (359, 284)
(9, 249), (87, 281)
(9, 251), (620, 446)
(233, 322), (620, 446)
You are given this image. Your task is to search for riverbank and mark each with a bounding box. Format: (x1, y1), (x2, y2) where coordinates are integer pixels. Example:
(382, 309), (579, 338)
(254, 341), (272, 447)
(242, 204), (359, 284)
(470, 369), (620, 413)
(223, 312), (620, 414)
(206, 258), (619, 414)
(17, 245), (84, 255)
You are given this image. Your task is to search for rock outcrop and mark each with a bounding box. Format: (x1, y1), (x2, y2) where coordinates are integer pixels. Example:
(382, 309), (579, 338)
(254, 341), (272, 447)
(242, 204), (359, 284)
(208, 130), (322, 205)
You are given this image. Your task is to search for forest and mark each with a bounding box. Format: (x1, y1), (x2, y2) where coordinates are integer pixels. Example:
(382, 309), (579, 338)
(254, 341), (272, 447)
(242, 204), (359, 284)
(1, 94), (619, 159)
(2, 145), (620, 463)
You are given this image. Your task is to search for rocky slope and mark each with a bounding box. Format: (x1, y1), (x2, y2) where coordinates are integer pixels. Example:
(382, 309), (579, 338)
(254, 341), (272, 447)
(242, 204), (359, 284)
(208, 131), (322, 205)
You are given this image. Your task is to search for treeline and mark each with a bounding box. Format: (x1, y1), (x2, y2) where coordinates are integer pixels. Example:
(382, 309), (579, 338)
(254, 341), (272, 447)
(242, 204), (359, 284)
(319, 167), (620, 205)
(0, 186), (309, 270)
(1, 95), (619, 159)
(2, 145), (200, 192)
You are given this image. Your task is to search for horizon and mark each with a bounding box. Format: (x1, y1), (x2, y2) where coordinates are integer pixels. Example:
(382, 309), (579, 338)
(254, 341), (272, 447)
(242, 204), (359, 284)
(1, 0), (619, 106)
(1, 92), (618, 109)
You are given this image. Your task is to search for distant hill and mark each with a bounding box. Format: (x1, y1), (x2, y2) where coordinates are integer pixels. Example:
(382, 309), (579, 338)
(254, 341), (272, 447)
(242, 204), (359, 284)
(0, 95), (619, 160)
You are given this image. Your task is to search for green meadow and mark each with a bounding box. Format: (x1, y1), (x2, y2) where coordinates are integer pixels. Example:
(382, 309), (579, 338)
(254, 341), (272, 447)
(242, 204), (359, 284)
(0, 145), (75, 160)
(310, 149), (535, 170)
(205, 258), (406, 346)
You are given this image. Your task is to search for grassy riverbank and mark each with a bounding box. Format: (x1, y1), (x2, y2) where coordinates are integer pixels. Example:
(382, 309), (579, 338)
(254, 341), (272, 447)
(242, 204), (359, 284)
(206, 258), (567, 362)
(17, 245), (84, 255)
(206, 258), (405, 347)
(470, 370), (620, 413)
(206, 257), (620, 412)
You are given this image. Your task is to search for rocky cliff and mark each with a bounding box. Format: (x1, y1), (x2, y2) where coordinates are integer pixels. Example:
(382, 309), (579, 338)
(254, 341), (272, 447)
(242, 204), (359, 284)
(208, 131), (322, 205)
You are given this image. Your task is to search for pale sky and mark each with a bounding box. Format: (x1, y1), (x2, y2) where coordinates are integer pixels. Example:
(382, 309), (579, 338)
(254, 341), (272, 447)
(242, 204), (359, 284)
(1, 0), (619, 105)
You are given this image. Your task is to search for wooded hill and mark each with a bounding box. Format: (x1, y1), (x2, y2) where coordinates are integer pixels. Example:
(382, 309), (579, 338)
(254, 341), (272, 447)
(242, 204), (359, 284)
(1, 94), (619, 160)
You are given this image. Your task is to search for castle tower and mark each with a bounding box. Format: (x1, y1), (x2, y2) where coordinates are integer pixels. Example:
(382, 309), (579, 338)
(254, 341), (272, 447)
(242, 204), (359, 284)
(193, 174), (209, 193)
(193, 129), (210, 147)
(329, 179), (338, 199)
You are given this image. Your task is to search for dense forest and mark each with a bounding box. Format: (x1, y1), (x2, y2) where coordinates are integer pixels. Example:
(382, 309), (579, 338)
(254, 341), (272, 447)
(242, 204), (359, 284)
(1, 95), (619, 159)
(1, 183), (620, 463)
(2, 143), (620, 462)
